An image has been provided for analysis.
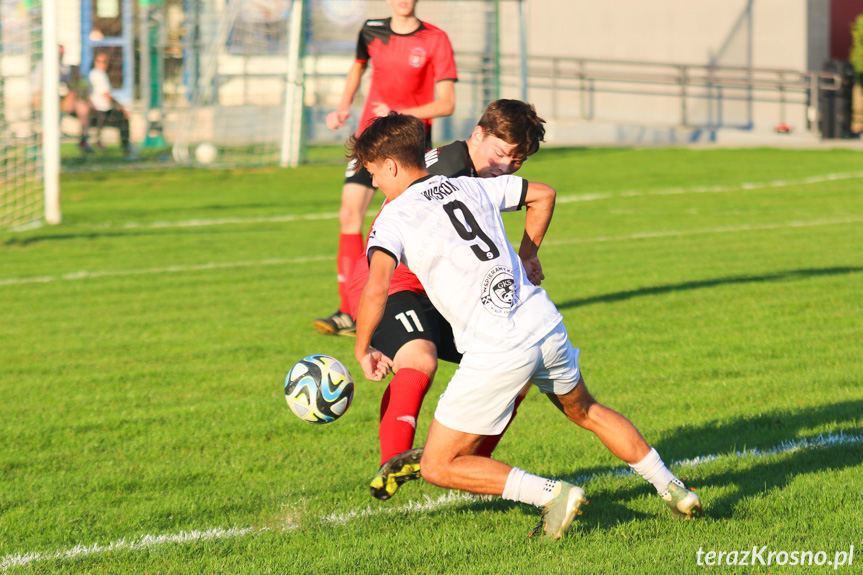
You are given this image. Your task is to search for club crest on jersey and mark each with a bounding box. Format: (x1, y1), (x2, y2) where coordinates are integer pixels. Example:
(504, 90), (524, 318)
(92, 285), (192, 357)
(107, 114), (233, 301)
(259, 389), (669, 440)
(480, 266), (517, 317)
(409, 47), (427, 68)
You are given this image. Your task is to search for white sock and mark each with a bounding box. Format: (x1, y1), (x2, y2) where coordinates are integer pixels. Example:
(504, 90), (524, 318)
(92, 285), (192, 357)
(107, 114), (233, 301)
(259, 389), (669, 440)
(502, 467), (559, 507)
(629, 448), (683, 497)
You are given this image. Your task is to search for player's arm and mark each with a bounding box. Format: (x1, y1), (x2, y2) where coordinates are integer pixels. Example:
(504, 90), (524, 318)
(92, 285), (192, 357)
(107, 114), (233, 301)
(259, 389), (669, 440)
(373, 79), (455, 120)
(327, 60), (368, 129)
(518, 182), (556, 285)
(355, 249), (397, 381)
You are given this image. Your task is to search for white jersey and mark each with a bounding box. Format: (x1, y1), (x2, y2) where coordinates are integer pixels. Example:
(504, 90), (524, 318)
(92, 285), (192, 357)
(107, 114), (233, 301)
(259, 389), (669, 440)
(88, 67), (113, 112)
(367, 174), (563, 354)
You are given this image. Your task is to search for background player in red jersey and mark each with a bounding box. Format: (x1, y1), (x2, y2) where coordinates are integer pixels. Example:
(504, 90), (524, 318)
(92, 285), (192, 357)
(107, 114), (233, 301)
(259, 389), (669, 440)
(313, 0), (457, 337)
(345, 100), (547, 500)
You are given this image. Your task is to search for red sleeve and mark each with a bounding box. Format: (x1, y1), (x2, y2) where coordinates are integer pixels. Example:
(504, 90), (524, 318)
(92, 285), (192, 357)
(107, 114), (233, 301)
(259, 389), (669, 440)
(432, 30), (457, 83)
(347, 254), (369, 320)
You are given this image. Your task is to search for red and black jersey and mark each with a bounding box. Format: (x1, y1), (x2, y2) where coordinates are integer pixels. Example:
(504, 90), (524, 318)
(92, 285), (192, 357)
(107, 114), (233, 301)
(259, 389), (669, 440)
(348, 140), (474, 319)
(355, 18), (457, 137)
(424, 140), (475, 178)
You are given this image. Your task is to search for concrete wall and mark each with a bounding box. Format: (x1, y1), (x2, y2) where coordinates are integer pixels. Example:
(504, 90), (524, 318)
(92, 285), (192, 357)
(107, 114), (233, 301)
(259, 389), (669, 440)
(525, 0), (827, 71)
(515, 0), (833, 144)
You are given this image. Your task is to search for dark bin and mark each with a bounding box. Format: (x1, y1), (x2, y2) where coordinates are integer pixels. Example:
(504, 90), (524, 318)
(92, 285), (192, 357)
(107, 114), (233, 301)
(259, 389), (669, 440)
(819, 60), (855, 139)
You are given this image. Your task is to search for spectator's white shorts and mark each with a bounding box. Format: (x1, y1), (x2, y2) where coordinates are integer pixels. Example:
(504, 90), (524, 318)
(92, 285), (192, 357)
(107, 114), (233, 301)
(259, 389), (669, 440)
(434, 321), (581, 436)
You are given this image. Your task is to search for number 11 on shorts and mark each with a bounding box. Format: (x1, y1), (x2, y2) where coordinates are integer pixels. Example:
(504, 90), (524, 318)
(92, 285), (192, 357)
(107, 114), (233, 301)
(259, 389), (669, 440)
(395, 310), (424, 333)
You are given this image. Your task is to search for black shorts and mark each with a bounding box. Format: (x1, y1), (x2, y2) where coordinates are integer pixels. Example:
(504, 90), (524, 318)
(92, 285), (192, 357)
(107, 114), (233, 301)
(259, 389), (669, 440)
(371, 291), (462, 365)
(343, 131), (433, 188)
(344, 159), (374, 187)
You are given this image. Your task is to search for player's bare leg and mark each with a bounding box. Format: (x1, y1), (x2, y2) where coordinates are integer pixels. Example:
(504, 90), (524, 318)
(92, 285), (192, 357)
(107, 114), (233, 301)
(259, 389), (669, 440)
(421, 418), (510, 494)
(547, 375), (650, 464)
(422, 418), (587, 539)
(392, 338), (438, 376)
(549, 376), (702, 518)
(339, 182), (376, 234)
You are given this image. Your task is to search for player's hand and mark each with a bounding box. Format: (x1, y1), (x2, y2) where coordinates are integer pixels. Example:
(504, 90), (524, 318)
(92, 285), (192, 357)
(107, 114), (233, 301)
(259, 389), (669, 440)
(522, 255), (545, 286)
(326, 109), (350, 130)
(371, 102), (392, 117)
(357, 347), (394, 381)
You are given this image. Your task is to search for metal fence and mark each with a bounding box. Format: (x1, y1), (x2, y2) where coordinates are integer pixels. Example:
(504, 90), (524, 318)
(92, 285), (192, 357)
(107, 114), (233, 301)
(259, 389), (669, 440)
(501, 54), (845, 136)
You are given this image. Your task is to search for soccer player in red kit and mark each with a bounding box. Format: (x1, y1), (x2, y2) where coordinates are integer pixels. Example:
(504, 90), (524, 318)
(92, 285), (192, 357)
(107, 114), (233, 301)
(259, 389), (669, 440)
(313, 0), (457, 336)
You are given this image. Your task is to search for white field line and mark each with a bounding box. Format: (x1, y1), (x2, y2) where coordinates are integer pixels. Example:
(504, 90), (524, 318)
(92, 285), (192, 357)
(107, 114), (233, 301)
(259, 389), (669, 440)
(54, 171), (863, 231)
(0, 527), (254, 571)
(1, 215), (860, 289)
(91, 211), (342, 230)
(555, 170), (863, 204)
(0, 255), (334, 287)
(573, 431), (863, 485)
(320, 490), (488, 526)
(544, 215), (863, 247)
(2, 432), (861, 571)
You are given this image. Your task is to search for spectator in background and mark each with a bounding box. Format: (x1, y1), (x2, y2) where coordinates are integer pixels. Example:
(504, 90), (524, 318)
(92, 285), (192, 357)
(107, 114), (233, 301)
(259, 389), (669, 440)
(89, 51), (135, 159)
(31, 45), (93, 154)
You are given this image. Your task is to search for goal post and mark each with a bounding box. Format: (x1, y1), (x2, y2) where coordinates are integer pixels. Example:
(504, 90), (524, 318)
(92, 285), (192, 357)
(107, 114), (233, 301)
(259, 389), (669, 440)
(42, 0), (60, 224)
(280, 0), (305, 168)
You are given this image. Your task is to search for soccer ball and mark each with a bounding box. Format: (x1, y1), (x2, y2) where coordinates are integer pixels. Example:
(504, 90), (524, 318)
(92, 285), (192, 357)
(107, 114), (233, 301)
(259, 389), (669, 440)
(284, 354), (354, 424)
(195, 142), (218, 164)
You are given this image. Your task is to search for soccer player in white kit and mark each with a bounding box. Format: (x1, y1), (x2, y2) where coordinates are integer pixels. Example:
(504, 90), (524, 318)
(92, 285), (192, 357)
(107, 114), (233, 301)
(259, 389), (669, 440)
(353, 113), (702, 539)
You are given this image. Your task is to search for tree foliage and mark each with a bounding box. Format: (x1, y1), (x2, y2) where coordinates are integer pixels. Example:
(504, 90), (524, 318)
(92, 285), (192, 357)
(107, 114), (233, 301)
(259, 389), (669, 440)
(850, 14), (863, 81)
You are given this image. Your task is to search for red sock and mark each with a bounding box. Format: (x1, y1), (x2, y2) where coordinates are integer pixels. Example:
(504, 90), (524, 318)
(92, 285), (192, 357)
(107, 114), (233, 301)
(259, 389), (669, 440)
(379, 385), (391, 422)
(379, 368), (431, 465)
(476, 392), (526, 457)
(337, 233), (363, 313)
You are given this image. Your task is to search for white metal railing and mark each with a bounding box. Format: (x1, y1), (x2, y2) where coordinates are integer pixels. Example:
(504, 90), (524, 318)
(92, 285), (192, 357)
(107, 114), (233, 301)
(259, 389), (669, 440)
(495, 55), (845, 136)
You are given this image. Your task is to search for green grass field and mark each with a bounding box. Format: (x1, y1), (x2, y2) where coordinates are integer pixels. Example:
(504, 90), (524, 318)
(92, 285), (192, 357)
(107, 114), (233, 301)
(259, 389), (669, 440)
(2, 147), (862, 573)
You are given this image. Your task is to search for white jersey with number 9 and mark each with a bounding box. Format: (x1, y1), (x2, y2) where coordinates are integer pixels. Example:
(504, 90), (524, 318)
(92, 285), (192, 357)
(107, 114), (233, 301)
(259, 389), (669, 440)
(366, 174), (562, 354)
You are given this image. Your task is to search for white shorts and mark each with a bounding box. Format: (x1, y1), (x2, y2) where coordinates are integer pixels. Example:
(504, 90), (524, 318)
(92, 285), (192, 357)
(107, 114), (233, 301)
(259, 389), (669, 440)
(433, 321), (581, 436)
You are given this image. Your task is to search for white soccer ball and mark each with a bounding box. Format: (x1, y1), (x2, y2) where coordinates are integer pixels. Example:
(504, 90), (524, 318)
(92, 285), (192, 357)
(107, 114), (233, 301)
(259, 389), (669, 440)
(284, 354), (354, 424)
(195, 142), (218, 164)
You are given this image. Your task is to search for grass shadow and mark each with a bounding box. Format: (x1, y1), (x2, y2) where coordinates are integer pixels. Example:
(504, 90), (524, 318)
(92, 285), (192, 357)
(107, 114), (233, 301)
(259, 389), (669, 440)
(2, 220), (323, 248)
(540, 399), (863, 529)
(393, 401), (862, 531)
(556, 267), (863, 310)
(650, 399), (863, 461)
(585, 437), (863, 528)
